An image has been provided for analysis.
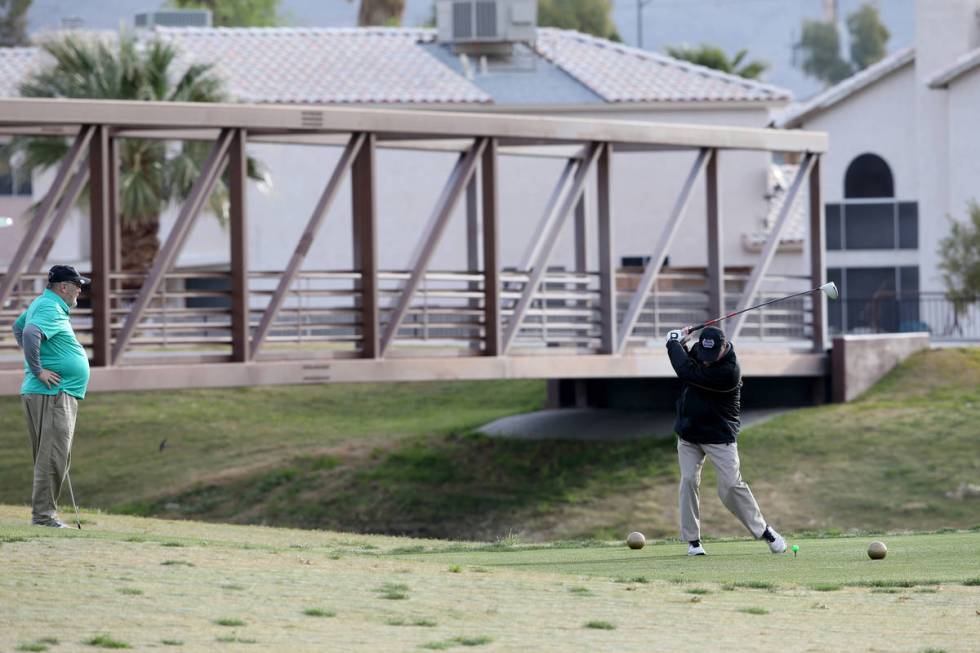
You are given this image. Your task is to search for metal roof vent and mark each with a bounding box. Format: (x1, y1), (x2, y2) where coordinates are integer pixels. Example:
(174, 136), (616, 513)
(436, 0), (536, 54)
(134, 10), (213, 29)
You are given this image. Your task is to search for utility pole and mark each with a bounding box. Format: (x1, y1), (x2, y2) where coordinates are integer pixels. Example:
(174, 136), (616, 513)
(636, 0), (654, 49)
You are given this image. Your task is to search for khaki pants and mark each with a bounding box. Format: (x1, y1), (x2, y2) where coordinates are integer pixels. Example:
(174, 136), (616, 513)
(22, 393), (78, 522)
(677, 437), (767, 542)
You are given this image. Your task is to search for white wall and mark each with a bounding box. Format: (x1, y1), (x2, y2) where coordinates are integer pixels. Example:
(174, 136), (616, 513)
(914, 0), (980, 291)
(945, 66), (980, 288)
(802, 66), (917, 205)
(783, 66), (919, 277)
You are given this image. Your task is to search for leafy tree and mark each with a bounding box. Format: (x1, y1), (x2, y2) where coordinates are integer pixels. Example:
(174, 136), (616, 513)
(9, 33), (263, 272)
(797, 2), (890, 86)
(798, 19), (853, 85)
(938, 201), (980, 317)
(664, 44), (769, 80)
(846, 3), (889, 70)
(168, 0), (282, 27)
(0, 0), (30, 47)
(347, 0), (404, 27)
(538, 0), (620, 42)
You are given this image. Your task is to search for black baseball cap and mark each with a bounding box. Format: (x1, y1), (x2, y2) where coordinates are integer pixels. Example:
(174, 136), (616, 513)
(48, 265), (90, 286)
(695, 326), (727, 362)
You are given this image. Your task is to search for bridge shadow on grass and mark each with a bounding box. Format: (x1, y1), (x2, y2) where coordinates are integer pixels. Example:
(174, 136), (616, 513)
(116, 432), (679, 540)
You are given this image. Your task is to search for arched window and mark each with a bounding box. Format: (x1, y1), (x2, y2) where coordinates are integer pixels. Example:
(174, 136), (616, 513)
(844, 153), (894, 198)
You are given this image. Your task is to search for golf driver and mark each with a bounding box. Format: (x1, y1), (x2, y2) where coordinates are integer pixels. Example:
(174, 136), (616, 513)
(683, 281), (838, 334)
(65, 470), (82, 530)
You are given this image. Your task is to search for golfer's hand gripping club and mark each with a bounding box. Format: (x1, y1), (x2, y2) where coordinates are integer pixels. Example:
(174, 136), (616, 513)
(666, 327), (691, 343)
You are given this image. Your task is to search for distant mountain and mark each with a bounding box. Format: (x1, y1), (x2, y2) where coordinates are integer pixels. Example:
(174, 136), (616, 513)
(25, 0), (914, 100)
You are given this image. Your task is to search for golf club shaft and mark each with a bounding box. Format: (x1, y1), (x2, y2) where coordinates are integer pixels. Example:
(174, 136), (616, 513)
(688, 286), (826, 332)
(65, 470), (81, 530)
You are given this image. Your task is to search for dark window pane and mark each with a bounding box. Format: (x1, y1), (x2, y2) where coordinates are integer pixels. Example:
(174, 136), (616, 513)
(899, 266), (919, 294)
(848, 267), (895, 299)
(0, 156), (11, 195)
(844, 153), (894, 198)
(185, 276), (231, 309)
(846, 267), (898, 332)
(898, 266), (921, 330)
(844, 202), (895, 249)
(898, 202), (918, 249)
(826, 203), (842, 250)
(827, 267), (843, 334)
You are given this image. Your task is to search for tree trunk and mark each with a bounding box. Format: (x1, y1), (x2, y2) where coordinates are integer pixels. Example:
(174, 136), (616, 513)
(120, 216), (160, 274)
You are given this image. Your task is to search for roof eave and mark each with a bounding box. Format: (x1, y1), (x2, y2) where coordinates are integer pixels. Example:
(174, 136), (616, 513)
(774, 48), (915, 128)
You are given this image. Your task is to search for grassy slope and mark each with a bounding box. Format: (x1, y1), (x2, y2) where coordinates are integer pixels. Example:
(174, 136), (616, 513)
(1, 349), (978, 541)
(1, 506), (978, 653)
(0, 379), (544, 508)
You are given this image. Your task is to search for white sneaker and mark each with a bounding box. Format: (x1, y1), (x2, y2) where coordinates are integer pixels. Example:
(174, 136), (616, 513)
(765, 527), (787, 554)
(687, 543), (706, 556)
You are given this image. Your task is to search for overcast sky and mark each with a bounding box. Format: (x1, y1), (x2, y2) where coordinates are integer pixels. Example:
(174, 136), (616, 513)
(26, 0), (915, 100)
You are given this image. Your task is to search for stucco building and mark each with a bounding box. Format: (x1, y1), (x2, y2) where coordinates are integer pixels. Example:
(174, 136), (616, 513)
(777, 0), (980, 338)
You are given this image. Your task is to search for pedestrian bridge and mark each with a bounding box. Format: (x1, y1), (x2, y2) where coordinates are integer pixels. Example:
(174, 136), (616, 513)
(0, 98), (828, 394)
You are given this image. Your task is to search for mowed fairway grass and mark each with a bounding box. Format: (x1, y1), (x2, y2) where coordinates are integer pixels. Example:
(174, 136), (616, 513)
(1, 506), (978, 653)
(2, 348), (980, 541)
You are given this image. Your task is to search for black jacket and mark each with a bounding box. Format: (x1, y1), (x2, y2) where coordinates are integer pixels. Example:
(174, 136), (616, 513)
(666, 339), (742, 444)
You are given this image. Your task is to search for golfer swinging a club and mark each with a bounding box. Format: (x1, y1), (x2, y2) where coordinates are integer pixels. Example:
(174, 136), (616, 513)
(666, 325), (786, 556)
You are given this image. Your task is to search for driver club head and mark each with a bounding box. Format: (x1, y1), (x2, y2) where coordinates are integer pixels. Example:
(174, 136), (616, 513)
(820, 281), (839, 300)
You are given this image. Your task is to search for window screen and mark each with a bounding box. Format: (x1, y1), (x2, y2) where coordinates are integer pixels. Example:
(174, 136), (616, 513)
(825, 203), (842, 250)
(898, 202), (918, 249)
(844, 203), (895, 249)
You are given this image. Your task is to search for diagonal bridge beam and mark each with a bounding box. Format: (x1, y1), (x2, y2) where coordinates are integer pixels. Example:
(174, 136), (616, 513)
(0, 124), (95, 309)
(250, 132), (367, 356)
(502, 142), (603, 355)
(730, 152), (815, 339)
(111, 128), (236, 364)
(379, 138), (488, 356)
(615, 148), (711, 353)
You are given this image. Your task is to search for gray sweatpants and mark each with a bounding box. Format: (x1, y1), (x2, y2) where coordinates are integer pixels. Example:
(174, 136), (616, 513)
(22, 392), (78, 523)
(677, 437), (767, 542)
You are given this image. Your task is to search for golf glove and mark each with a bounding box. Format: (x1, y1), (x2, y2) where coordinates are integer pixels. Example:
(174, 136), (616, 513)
(667, 329), (685, 343)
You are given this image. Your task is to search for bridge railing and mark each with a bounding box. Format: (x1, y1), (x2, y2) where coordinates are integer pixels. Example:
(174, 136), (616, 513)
(0, 267), (824, 366)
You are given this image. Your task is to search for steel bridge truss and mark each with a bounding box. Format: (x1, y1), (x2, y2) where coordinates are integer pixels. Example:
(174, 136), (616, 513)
(0, 98), (828, 393)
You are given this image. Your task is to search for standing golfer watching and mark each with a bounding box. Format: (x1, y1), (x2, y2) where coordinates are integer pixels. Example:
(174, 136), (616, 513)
(12, 265), (91, 528)
(665, 326), (786, 556)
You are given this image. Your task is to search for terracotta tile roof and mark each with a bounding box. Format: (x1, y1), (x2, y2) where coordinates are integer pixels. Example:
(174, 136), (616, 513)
(743, 163), (807, 251)
(533, 29), (791, 104)
(158, 27), (491, 105)
(0, 47), (42, 97)
(0, 27), (793, 106)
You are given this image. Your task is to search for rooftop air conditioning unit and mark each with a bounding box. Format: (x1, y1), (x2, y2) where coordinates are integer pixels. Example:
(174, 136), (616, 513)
(436, 0), (536, 53)
(134, 10), (213, 29)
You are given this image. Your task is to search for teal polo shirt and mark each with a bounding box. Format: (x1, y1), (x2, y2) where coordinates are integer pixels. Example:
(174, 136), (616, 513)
(15, 289), (91, 399)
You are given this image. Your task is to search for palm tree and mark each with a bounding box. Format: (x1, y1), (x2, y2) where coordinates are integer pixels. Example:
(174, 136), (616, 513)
(10, 32), (263, 272)
(665, 44), (769, 81)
